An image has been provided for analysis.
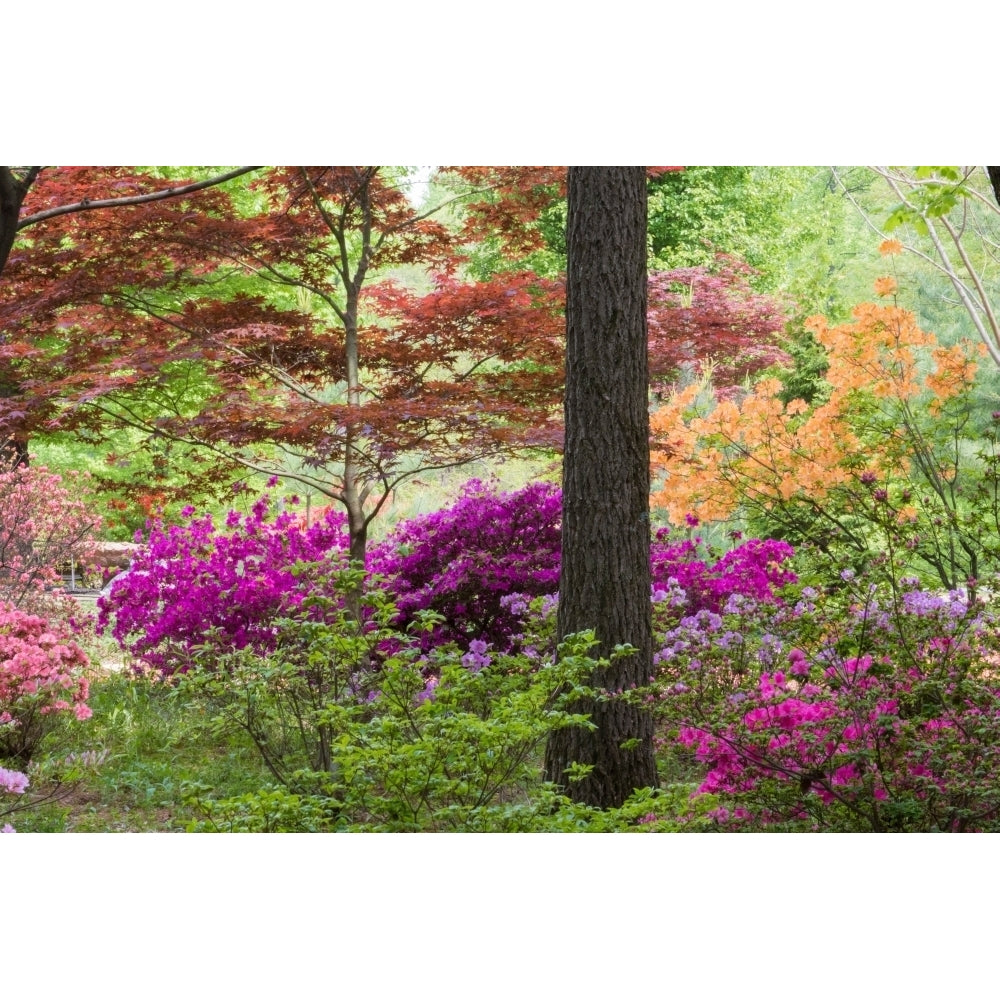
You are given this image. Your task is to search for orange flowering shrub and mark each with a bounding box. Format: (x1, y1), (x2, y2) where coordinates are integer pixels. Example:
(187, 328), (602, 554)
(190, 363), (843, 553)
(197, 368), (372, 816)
(650, 283), (988, 588)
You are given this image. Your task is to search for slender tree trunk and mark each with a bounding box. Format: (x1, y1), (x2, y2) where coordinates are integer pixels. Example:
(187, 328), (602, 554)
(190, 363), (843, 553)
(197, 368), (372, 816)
(543, 166), (657, 808)
(341, 292), (369, 621)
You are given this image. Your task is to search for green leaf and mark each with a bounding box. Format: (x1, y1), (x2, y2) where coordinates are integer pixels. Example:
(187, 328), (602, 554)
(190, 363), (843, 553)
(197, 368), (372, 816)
(564, 761), (595, 783)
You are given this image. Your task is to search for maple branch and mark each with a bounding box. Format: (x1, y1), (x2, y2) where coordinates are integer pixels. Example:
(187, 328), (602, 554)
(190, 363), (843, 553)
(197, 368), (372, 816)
(299, 168), (359, 296)
(223, 351), (338, 410)
(15, 167), (264, 230)
(299, 168), (343, 247)
(84, 397), (347, 501)
(227, 251), (349, 327)
(351, 171), (377, 300)
(383, 186), (488, 234)
(103, 288), (344, 411)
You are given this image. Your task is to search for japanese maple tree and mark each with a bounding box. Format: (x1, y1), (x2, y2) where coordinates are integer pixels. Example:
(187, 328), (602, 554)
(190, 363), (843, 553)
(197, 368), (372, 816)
(0, 166), (263, 466)
(0, 167), (566, 563)
(3, 165), (782, 573)
(647, 255), (791, 396)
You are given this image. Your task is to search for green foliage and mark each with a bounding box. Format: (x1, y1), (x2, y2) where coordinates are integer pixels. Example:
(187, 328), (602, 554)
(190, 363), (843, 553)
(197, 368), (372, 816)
(174, 565), (397, 788)
(883, 166), (972, 235)
(150, 567), (703, 832)
(650, 168), (803, 279)
(16, 667), (272, 831)
(177, 589), (604, 830)
(773, 323), (831, 407)
(849, 166), (1000, 360)
(33, 422), (244, 541)
(181, 783), (341, 833)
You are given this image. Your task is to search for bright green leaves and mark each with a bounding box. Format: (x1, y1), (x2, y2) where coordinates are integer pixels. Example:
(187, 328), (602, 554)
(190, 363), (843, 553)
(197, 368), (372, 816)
(884, 166), (975, 235)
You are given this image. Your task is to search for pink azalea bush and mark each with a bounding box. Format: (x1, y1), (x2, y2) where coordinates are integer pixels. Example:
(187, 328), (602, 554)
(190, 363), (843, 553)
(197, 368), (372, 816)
(0, 462), (100, 616)
(0, 602), (92, 764)
(98, 495), (350, 675)
(655, 576), (1000, 831)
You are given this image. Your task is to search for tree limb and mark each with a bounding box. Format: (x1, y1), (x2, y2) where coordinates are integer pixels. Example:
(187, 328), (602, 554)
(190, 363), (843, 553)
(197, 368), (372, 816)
(15, 166), (264, 231)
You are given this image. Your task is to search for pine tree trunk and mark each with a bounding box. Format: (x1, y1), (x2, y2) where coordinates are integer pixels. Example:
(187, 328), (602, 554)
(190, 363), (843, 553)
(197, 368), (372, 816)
(543, 166), (657, 808)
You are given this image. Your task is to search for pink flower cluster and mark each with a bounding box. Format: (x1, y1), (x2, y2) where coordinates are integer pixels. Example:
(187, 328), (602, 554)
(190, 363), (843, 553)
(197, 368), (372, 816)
(0, 463), (100, 615)
(0, 766), (29, 833)
(0, 601), (91, 763)
(662, 582), (1000, 831)
(0, 766), (28, 794)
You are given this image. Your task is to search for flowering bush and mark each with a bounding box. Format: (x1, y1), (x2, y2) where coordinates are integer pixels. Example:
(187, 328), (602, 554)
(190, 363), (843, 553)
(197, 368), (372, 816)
(369, 481), (796, 653)
(368, 479), (562, 651)
(650, 529), (796, 614)
(99, 477), (798, 687)
(650, 282), (995, 591)
(0, 602), (92, 765)
(98, 496), (349, 674)
(0, 462), (100, 615)
(654, 574), (1000, 831)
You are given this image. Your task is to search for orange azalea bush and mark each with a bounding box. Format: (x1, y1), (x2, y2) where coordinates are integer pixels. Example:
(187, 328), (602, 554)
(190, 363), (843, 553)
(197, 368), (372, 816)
(650, 281), (988, 588)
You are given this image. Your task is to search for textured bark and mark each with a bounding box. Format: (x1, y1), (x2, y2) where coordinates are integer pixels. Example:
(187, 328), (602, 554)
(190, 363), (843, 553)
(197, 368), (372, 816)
(0, 167), (39, 277)
(0, 168), (40, 465)
(988, 167), (1000, 209)
(543, 166), (657, 808)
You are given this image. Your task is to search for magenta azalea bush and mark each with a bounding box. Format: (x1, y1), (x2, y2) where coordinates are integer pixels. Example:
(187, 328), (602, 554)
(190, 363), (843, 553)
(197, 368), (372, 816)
(368, 479), (562, 651)
(369, 483), (796, 653)
(0, 602), (92, 765)
(654, 577), (1000, 832)
(650, 530), (796, 614)
(98, 496), (349, 674)
(98, 479), (800, 675)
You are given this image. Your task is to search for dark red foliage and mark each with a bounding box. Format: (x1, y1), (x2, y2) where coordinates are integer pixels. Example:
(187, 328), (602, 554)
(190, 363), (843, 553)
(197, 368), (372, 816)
(0, 167), (567, 555)
(647, 255), (791, 395)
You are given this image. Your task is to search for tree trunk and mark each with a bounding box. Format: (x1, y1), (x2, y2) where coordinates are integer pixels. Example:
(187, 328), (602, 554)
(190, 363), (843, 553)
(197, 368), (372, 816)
(988, 166), (1000, 209)
(544, 166), (657, 808)
(0, 168), (41, 463)
(0, 167), (39, 277)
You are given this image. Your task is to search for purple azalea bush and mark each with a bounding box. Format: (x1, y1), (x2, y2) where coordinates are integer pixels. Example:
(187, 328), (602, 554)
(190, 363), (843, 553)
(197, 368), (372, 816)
(650, 529), (796, 614)
(367, 479), (562, 651)
(369, 484), (796, 653)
